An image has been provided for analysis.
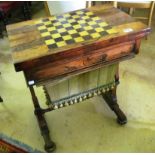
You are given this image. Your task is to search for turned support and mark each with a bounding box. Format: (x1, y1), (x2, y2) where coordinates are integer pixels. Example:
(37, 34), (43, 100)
(102, 88), (127, 125)
(29, 85), (56, 152)
(102, 65), (127, 125)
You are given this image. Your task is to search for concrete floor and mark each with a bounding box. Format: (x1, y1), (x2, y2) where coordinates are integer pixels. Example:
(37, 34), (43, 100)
(0, 5), (155, 153)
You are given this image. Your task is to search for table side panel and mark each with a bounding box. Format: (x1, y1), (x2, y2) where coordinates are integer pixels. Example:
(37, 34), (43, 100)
(24, 40), (136, 85)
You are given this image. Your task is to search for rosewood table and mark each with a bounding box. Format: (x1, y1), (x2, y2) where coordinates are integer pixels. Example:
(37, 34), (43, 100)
(6, 5), (150, 152)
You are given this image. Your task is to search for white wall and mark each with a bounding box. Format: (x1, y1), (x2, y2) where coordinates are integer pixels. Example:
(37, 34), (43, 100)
(47, 1), (87, 15)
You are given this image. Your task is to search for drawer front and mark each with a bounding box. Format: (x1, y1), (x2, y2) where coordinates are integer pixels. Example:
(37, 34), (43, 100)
(25, 41), (135, 85)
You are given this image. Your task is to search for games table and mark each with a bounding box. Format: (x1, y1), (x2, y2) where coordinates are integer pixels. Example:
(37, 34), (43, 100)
(6, 5), (150, 152)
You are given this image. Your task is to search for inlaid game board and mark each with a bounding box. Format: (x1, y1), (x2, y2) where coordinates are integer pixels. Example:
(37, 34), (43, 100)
(35, 9), (117, 49)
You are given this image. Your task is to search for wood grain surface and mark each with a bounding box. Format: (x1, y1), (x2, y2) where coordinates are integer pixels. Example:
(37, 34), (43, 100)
(7, 5), (150, 85)
(7, 6), (150, 64)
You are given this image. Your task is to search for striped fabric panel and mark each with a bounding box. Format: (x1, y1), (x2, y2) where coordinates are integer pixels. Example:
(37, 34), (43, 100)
(44, 63), (118, 105)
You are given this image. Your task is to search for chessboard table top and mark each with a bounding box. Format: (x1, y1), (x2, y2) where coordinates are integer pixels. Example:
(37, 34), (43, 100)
(7, 5), (150, 65)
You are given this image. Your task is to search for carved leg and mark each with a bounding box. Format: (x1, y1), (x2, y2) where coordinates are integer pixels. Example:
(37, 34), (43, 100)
(102, 88), (127, 125)
(102, 65), (127, 125)
(29, 86), (56, 152)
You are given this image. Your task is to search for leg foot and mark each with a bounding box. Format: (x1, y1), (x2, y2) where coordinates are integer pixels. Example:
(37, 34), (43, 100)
(34, 109), (56, 152)
(0, 96), (3, 102)
(102, 89), (127, 125)
(29, 86), (56, 152)
(115, 106), (127, 125)
(44, 135), (56, 153)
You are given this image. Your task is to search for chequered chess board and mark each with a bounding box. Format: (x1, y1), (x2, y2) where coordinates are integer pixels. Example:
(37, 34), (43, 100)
(35, 9), (117, 49)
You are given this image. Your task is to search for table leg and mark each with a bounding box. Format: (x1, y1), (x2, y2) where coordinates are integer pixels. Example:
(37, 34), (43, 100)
(29, 86), (56, 152)
(102, 65), (127, 125)
(102, 87), (127, 125)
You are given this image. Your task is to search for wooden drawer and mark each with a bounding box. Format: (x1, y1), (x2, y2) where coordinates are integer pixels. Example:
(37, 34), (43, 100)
(25, 41), (135, 85)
